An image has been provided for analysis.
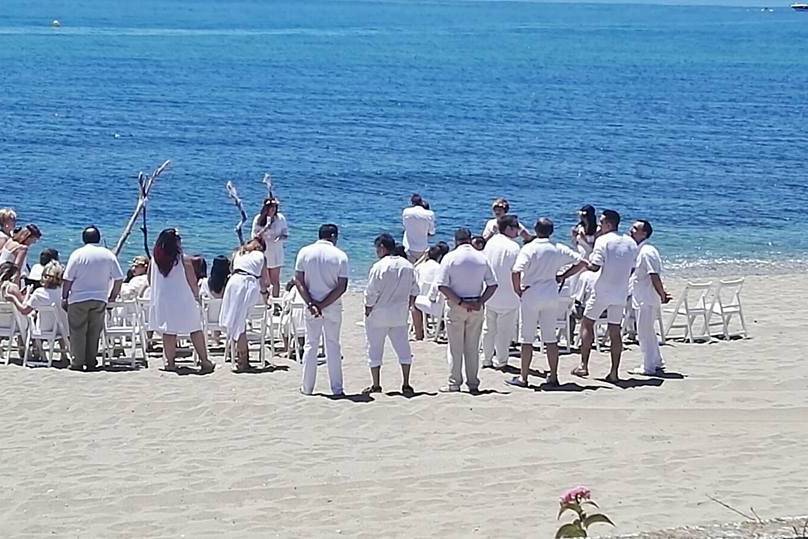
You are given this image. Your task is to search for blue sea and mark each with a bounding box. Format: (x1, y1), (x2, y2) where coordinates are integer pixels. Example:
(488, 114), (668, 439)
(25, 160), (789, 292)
(2, 0), (807, 280)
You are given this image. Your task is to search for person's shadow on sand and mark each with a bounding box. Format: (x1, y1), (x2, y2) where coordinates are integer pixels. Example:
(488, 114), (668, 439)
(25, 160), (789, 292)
(598, 377), (664, 389)
(316, 393), (375, 403)
(385, 390), (438, 399)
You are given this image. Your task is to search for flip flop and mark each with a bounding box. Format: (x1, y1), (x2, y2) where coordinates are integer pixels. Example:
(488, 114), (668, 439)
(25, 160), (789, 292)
(571, 367), (589, 377)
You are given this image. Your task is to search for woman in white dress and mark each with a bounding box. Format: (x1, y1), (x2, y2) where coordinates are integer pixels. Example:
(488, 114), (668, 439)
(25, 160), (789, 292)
(149, 228), (215, 373)
(0, 224), (41, 272)
(571, 204), (597, 258)
(219, 237), (268, 371)
(411, 244), (447, 340)
(251, 197), (287, 298)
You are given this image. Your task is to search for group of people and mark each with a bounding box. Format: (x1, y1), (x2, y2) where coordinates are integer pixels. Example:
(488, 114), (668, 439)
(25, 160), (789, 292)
(0, 194), (672, 397)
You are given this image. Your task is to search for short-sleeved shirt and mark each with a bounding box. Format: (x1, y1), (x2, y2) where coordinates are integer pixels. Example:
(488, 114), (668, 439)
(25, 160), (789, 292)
(251, 213), (288, 248)
(513, 238), (581, 303)
(364, 255), (419, 327)
(25, 287), (65, 332)
(64, 244), (124, 304)
(631, 242), (663, 306)
(483, 233), (520, 311)
(435, 244), (497, 299)
(294, 240), (349, 303)
(483, 218), (529, 239)
(589, 232), (639, 305)
(402, 206), (436, 253)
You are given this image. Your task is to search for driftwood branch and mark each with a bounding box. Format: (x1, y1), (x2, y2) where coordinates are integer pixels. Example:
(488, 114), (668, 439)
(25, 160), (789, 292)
(114, 160), (170, 256)
(226, 180), (248, 246)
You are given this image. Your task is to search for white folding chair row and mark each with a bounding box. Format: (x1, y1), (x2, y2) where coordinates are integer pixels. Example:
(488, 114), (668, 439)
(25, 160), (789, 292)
(0, 302), (24, 365)
(663, 278), (748, 342)
(22, 305), (69, 368)
(102, 300), (142, 369)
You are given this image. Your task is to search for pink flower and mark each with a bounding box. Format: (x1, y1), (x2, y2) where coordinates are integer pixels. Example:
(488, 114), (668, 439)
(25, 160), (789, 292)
(560, 486), (592, 505)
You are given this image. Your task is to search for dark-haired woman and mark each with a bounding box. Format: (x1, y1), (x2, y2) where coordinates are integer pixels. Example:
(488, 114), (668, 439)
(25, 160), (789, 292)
(251, 197), (287, 298)
(571, 205), (597, 259)
(149, 228), (214, 373)
(200, 256), (230, 300)
(0, 224), (41, 272)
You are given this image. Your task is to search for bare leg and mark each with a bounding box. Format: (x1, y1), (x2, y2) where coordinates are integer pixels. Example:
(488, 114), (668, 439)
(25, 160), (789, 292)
(235, 333), (250, 370)
(607, 324), (622, 381)
(574, 317), (595, 376)
(189, 330), (214, 372)
(519, 343), (532, 384)
(545, 343), (560, 385)
(412, 307), (425, 340)
(268, 267), (281, 298)
(163, 333), (178, 370)
(370, 366), (381, 388)
(401, 363), (411, 388)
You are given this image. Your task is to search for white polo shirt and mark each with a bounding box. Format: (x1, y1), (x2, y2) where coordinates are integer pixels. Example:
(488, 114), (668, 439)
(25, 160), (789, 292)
(435, 244), (497, 299)
(630, 242), (663, 307)
(294, 240), (349, 303)
(402, 206), (436, 253)
(589, 232), (638, 305)
(513, 238), (581, 303)
(483, 233), (520, 311)
(483, 218), (529, 239)
(364, 255), (419, 327)
(63, 244), (125, 304)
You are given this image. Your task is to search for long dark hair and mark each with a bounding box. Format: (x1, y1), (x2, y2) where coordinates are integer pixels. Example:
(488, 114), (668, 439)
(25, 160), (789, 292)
(578, 205), (597, 236)
(208, 256), (231, 295)
(257, 197), (279, 228)
(153, 228), (181, 277)
(0, 262), (19, 282)
(190, 255), (207, 280)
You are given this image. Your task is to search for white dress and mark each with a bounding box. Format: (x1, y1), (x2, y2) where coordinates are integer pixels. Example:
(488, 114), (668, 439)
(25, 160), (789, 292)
(251, 213), (287, 269)
(219, 250), (265, 339)
(149, 258), (202, 334)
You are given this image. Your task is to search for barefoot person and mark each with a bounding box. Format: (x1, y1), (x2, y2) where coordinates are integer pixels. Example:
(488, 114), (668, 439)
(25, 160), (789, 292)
(295, 224), (349, 396)
(572, 210), (638, 383)
(251, 197), (288, 298)
(363, 234), (419, 395)
(61, 226), (124, 371)
(481, 198), (532, 241)
(629, 220), (672, 375)
(220, 236), (268, 371)
(436, 228), (498, 393)
(149, 228), (215, 373)
(481, 215), (521, 370)
(506, 218), (587, 388)
(401, 193), (436, 263)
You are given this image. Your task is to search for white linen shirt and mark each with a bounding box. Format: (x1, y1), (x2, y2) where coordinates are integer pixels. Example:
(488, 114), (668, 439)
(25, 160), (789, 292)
(414, 259), (440, 296)
(630, 242), (663, 306)
(483, 218), (529, 238)
(513, 238), (581, 302)
(435, 244), (497, 299)
(589, 232), (639, 305)
(294, 240), (349, 303)
(483, 233), (520, 311)
(364, 255), (419, 327)
(402, 206), (436, 253)
(63, 244), (124, 304)
(251, 213), (288, 248)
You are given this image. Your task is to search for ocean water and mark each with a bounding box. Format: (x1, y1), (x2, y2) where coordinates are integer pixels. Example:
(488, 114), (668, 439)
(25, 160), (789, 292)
(2, 0), (807, 280)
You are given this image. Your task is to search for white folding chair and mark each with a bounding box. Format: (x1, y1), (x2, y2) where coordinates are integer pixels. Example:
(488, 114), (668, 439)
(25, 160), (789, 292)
(102, 300), (141, 369)
(663, 281), (713, 343)
(136, 298), (160, 355)
(709, 278), (748, 339)
(286, 303), (306, 363)
(229, 303), (269, 370)
(266, 297), (286, 359)
(22, 305), (69, 367)
(202, 298), (231, 363)
(0, 302), (23, 365)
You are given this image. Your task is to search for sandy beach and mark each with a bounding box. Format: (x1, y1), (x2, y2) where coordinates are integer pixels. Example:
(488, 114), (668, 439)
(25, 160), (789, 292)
(0, 272), (805, 537)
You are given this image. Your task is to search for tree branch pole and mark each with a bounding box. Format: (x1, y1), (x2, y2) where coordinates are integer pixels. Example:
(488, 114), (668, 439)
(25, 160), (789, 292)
(113, 160), (171, 257)
(226, 180), (249, 246)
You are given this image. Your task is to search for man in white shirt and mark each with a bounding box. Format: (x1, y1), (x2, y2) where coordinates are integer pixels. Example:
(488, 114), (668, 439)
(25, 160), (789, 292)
(436, 228), (498, 393)
(61, 226), (124, 371)
(363, 234), (420, 395)
(481, 198), (533, 242)
(572, 210), (638, 383)
(481, 215), (521, 370)
(401, 193), (436, 263)
(295, 224), (349, 396)
(628, 220), (672, 375)
(507, 218), (588, 388)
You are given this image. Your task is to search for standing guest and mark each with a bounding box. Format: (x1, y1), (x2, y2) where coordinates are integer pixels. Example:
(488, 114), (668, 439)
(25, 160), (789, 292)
(506, 218), (588, 388)
(26, 248), (60, 288)
(435, 228), (498, 393)
(572, 210), (638, 383)
(295, 224), (349, 396)
(219, 237), (268, 371)
(121, 256), (150, 301)
(629, 220), (672, 375)
(0, 208), (17, 249)
(401, 193), (436, 263)
(411, 244), (445, 340)
(363, 233), (420, 395)
(201, 255), (230, 299)
(0, 224), (42, 271)
(471, 235), (487, 251)
(481, 215), (521, 370)
(481, 198), (532, 241)
(61, 226), (124, 371)
(149, 228), (215, 373)
(571, 205), (598, 259)
(251, 197), (288, 298)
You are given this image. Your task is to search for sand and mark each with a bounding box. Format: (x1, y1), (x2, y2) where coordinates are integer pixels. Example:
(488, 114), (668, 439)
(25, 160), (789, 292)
(0, 273), (805, 537)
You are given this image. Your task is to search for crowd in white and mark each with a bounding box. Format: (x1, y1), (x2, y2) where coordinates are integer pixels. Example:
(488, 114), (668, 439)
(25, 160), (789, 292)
(0, 195), (671, 396)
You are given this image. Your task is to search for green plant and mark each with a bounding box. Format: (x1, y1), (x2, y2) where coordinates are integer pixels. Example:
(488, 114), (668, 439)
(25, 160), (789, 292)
(556, 486), (615, 538)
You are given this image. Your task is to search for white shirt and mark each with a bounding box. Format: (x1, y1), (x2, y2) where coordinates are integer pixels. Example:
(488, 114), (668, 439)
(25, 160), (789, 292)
(483, 233), (520, 311)
(364, 255), (419, 327)
(483, 218), (529, 239)
(402, 206), (436, 253)
(294, 240), (349, 303)
(251, 213), (288, 250)
(414, 259), (440, 296)
(120, 274), (149, 301)
(513, 238), (581, 303)
(25, 287), (66, 333)
(631, 242), (663, 306)
(63, 244), (124, 304)
(435, 244), (497, 299)
(589, 232), (638, 305)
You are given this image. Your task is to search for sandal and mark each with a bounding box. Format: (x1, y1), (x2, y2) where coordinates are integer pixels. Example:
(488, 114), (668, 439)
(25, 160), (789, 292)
(361, 385), (382, 395)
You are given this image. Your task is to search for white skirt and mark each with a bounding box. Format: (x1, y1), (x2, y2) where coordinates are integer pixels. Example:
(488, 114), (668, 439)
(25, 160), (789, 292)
(264, 244), (284, 269)
(219, 274), (262, 338)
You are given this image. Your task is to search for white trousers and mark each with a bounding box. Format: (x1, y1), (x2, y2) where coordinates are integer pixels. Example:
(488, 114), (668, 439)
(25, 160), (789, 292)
(636, 303), (664, 373)
(301, 305), (343, 395)
(481, 307), (518, 368)
(365, 324), (412, 368)
(446, 304), (484, 390)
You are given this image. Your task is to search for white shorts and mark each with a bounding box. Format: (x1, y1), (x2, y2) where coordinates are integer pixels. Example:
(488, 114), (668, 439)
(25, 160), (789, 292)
(264, 245), (284, 269)
(583, 295), (624, 325)
(365, 324), (412, 368)
(519, 301), (559, 345)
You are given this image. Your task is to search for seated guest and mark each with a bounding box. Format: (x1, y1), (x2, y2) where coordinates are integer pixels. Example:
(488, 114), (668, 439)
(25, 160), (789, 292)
(201, 255), (230, 299)
(0, 262), (28, 356)
(471, 235), (487, 251)
(482, 198), (532, 241)
(280, 279), (306, 358)
(0, 208), (16, 249)
(0, 224), (41, 272)
(121, 256), (150, 301)
(26, 248), (60, 288)
(412, 244), (445, 340)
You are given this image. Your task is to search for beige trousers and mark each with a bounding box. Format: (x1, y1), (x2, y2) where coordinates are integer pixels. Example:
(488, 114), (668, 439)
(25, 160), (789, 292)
(68, 300), (106, 369)
(445, 303), (484, 390)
